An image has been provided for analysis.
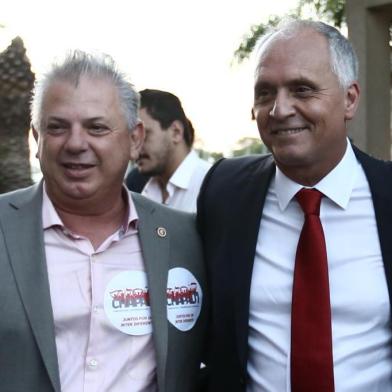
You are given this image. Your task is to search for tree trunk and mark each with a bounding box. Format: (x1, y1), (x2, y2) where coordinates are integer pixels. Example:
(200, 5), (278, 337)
(0, 37), (35, 193)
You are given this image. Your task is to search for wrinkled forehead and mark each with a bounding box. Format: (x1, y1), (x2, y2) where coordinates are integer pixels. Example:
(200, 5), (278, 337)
(39, 76), (124, 125)
(254, 28), (330, 78)
(42, 76), (119, 107)
(46, 74), (116, 95)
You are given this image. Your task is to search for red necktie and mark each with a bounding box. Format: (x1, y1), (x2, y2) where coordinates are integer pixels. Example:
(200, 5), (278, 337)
(291, 188), (334, 392)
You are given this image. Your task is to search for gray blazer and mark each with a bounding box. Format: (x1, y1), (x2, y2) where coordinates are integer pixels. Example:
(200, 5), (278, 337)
(0, 183), (207, 392)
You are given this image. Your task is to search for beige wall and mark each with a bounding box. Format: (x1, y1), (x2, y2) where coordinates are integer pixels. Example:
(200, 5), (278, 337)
(346, 0), (392, 159)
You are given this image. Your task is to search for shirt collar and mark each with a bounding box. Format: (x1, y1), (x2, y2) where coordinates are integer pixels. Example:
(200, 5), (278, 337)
(42, 185), (63, 230)
(42, 184), (139, 233)
(169, 150), (199, 190)
(121, 188), (140, 232)
(275, 140), (359, 211)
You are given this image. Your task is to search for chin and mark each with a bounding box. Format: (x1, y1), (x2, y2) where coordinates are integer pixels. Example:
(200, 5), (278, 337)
(274, 150), (312, 168)
(64, 189), (94, 201)
(60, 181), (96, 198)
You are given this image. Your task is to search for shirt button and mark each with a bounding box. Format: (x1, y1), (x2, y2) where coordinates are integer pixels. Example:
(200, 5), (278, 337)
(88, 359), (98, 369)
(93, 306), (99, 313)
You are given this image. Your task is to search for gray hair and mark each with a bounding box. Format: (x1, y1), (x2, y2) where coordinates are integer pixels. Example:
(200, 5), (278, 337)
(31, 50), (140, 130)
(255, 19), (359, 89)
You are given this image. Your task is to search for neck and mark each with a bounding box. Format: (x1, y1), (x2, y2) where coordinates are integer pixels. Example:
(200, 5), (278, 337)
(277, 141), (347, 187)
(156, 147), (190, 193)
(278, 161), (339, 187)
(51, 191), (127, 250)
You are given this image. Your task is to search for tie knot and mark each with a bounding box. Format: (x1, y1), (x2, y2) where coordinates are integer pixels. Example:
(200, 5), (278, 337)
(296, 188), (323, 216)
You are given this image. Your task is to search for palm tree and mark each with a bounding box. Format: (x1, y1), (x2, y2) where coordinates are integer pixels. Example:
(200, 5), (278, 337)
(0, 36), (35, 193)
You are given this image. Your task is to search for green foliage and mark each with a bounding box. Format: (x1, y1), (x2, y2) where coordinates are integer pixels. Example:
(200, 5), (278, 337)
(233, 0), (346, 64)
(299, 0), (345, 27)
(196, 137), (269, 161)
(231, 137), (269, 157)
(196, 149), (224, 163)
(233, 15), (282, 64)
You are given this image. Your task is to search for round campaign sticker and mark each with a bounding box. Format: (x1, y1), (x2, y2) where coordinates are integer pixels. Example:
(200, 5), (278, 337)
(167, 267), (203, 332)
(104, 271), (152, 335)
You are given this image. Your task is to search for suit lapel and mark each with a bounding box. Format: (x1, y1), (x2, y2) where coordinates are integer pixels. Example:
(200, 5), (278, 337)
(354, 147), (392, 305)
(228, 157), (275, 369)
(229, 147), (392, 373)
(132, 193), (169, 391)
(0, 183), (61, 392)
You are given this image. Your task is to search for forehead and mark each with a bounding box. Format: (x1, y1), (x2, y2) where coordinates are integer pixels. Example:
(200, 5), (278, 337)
(41, 76), (123, 120)
(255, 29), (333, 84)
(139, 108), (161, 129)
(139, 107), (153, 121)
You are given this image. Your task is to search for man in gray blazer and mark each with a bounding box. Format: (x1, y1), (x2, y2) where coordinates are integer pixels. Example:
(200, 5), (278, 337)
(0, 50), (207, 392)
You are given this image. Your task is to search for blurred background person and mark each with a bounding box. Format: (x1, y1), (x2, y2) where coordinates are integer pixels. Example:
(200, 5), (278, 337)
(129, 89), (211, 213)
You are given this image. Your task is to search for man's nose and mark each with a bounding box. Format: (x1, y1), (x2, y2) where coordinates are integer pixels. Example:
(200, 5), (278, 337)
(269, 91), (296, 119)
(64, 126), (88, 152)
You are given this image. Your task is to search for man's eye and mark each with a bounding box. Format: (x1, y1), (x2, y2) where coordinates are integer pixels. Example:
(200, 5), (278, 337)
(255, 90), (273, 103)
(89, 124), (110, 135)
(46, 124), (65, 134)
(294, 86), (314, 96)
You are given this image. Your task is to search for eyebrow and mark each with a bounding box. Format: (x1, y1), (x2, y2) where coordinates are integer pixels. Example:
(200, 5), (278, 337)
(287, 78), (318, 88)
(46, 116), (69, 124)
(84, 117), (107, 122)
(46, 116), (107, 123)
(254, 77), (318, 91)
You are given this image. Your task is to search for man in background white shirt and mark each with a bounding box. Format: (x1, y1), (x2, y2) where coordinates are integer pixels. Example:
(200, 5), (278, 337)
(134, 89), (211, 212)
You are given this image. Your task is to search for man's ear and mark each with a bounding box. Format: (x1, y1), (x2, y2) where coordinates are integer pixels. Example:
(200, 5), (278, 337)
(32, 125), (40, 158)
(251, 107), (256, 120)
(344, 82), (360, 121)
(169, 120), (184, 144)
(32, 125), (39, 143)
(129, 121), (145, 161)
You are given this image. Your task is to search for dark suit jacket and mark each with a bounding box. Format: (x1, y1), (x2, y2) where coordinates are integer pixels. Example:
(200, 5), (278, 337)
(0, 183), (207, 392)
(125, 167), (150, 193)
(197, 146), (392, 391)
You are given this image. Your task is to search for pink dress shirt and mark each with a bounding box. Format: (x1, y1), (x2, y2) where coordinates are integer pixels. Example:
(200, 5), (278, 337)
(42, 187), (157, 392)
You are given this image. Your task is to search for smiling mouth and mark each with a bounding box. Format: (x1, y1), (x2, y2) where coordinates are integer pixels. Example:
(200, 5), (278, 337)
(63, 163), (95, 170)
(271, 127), (308, 135)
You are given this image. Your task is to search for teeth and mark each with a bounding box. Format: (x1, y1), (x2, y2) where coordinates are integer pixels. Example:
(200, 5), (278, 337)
(274, 127), (306, 135)
(65, 164), (90, 169)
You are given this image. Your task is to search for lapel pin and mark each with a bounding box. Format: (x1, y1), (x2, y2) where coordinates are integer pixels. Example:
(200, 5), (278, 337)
(156, 227), (167, 238)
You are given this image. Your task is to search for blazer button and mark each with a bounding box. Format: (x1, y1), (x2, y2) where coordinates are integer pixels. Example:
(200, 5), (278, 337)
(239, 376), (246, 385)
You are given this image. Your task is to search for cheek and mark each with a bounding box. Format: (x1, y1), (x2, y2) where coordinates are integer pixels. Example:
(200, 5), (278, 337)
(299, 100), (340, 127)
(149, 136), (166, 153)
(39, 139), (59, 160)
(255, 112), (270, 137)
(143, 138), (154, 152)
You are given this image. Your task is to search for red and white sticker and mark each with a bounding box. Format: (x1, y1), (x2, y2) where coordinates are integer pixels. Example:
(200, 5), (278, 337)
(166, 267), (203, 331)
(104, 271), (152, 335)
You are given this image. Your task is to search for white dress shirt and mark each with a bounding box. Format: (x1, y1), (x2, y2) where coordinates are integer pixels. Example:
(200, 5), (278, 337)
(247, 143), (392, 391)
(142, 150), (211, 212)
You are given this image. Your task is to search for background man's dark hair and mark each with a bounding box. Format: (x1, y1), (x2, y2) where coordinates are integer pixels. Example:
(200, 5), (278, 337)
(139, 89), (195, 148)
